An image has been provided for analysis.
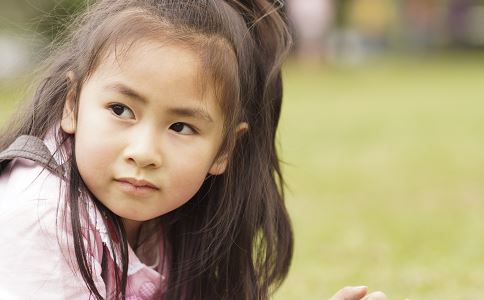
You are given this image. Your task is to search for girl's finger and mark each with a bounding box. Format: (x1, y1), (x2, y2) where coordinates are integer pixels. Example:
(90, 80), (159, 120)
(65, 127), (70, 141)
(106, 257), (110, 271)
(361, 291), (388, 300)
(329, 286), (368, 300)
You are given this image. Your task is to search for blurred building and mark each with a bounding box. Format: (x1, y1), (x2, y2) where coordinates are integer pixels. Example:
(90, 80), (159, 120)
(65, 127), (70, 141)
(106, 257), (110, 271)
(287, 0), (484, 64)
(454, 0), (484, 46)
(1, 0), (484, 76)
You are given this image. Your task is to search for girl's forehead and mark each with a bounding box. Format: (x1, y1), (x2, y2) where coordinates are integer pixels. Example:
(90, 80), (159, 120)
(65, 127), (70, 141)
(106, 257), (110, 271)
(92, 40), (201, 91)
(86, 39), (221, 116)
(97, 39), (200, 74)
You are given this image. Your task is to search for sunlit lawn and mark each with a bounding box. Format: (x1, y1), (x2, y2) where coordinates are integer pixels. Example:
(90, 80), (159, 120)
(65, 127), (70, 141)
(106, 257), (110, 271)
(276, 53), (484, 300)
(1, 53), (484, 299)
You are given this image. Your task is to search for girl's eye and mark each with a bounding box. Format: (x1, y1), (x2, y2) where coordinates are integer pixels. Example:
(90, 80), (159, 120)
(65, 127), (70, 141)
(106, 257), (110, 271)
(170, 122), (196, 135)
(109, 104), (135, 119)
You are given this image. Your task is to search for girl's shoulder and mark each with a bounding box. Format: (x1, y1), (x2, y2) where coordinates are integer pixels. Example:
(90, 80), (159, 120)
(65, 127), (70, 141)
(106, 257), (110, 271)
(0, 152), (107, 298)
(0, 133), (67, 223)
(0, 130), (68, 216)
(0, 154), (65, 237)
(0, 133), (97, 254)
(0, 156), (63, 206)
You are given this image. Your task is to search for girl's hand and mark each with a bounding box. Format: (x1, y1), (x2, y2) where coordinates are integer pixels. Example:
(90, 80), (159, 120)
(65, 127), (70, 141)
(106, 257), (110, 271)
(330, 286), (387, 300)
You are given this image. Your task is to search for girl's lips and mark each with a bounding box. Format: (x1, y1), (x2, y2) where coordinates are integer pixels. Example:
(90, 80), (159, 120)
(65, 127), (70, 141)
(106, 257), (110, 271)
(115, 177), (159, 189)
(115, 178), (160, 198)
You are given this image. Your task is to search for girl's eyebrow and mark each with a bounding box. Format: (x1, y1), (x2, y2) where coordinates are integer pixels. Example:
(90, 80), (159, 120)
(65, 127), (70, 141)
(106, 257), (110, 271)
(105, 82), (147, 103)
(105, 82), (214, 123)
(168, 107), (214, 123)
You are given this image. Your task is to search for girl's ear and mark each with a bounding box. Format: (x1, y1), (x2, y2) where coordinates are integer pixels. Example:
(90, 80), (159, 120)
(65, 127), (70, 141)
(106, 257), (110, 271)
(208, 154), (228, 176)
(208, 122), (249, 175)
(61, 72), (77, 134)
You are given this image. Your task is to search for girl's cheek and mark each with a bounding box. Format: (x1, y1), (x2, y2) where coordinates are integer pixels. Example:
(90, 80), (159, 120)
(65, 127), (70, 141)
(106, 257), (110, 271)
(170, 175), (205, 205)
(170, 157), (209, 191)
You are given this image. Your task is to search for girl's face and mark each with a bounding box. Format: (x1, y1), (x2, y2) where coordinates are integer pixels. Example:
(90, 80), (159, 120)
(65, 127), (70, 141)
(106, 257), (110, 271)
(61, 40), (228, 227)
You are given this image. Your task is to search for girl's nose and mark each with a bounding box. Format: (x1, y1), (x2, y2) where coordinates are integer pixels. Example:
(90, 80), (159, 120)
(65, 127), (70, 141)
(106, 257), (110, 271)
(123, 130), (162, 169)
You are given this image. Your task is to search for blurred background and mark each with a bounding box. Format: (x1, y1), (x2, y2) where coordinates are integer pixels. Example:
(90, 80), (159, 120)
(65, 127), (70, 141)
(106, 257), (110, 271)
(1, 1), (484, 299)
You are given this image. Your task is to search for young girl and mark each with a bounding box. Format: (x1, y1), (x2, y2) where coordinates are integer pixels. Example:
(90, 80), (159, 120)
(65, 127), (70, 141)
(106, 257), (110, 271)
(0, 0), (292, 298)
(0, 0), (386, 299)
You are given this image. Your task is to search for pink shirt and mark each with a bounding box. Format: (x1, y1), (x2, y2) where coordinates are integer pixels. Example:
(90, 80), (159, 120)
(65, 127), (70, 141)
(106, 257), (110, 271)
(0, 135), (168, 299)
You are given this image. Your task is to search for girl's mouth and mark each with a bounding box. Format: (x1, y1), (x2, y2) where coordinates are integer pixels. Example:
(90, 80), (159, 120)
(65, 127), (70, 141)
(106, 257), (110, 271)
(115, 178), (159, 197)
(115, 177), (159, 189)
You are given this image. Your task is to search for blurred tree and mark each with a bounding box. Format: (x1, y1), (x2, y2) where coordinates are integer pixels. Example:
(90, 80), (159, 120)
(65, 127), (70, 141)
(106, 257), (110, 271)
(334, 0), (351, 28)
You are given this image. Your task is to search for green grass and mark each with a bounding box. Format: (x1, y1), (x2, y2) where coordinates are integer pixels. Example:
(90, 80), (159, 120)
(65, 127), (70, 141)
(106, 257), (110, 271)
(275, 53), (484, 299)
(1, 53), (484, 299)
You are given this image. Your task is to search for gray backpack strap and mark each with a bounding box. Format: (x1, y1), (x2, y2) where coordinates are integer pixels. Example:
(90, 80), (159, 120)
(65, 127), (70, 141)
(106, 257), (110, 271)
(0, 135), (63, 177)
